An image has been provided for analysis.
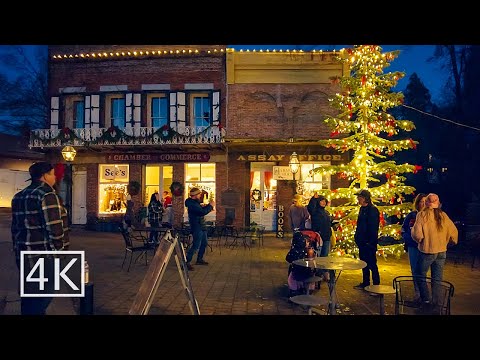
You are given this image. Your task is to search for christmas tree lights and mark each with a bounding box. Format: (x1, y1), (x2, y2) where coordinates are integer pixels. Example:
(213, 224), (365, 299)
(314, 45), (421, 258)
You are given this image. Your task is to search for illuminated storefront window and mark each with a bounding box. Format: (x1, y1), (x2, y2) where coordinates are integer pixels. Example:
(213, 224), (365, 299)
(145, 165), (173, 205)
(299, 162), (331, 201)
(98, 164), (129, 214)
(184, 163), (216, 221)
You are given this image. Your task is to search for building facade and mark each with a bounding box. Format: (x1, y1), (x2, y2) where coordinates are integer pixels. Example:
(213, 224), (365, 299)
(31, 45), (226, 226)
(225, 49), (350, 234)
(29, 46), (351, 235)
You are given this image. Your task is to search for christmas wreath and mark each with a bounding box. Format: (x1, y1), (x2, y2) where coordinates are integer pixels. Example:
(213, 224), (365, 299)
(251, 189), (261, 201)
(170, 181), (184, 197)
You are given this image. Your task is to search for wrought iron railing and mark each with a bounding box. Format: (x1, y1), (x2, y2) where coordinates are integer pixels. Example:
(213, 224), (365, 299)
(29, 125), (225, 148)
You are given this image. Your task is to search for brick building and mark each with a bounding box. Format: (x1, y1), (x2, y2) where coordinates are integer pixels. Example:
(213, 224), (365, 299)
(30, 45), (226, 226)
(29, 46), (351, 235)
(225, 49), (350, 235)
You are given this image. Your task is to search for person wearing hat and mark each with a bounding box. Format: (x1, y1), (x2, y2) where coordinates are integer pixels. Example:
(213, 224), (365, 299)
(184, 187), (215, 271)
(289, 194), (310, 231)
(353, 189), (381, 290)
(11, 161), (67, 315)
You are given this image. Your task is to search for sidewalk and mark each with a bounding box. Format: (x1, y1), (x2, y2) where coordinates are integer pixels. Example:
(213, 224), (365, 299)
(1, 224), (480, 315)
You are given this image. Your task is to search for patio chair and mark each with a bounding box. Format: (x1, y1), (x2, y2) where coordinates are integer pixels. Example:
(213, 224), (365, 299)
(392, 276), (454, 315)
(206, 222), (222, 254)
(119, 226), (152, 272)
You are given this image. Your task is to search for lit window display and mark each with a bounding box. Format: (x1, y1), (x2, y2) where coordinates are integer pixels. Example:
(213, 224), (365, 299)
(144, 165), (173, 206)
(185, 163), (216, 221)
(298, 162), (331, 201)
(98, 164), (129, 214)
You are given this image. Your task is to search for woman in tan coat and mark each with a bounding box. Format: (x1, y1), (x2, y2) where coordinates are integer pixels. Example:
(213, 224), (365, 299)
(411, 193), (458, 303)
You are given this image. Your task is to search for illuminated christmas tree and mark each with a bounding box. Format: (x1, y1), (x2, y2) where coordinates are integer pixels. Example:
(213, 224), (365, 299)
(313, 45), (422, 258)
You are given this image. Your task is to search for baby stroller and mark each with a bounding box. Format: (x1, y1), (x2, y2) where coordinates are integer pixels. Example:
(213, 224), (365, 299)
(285, 230), (322, 296)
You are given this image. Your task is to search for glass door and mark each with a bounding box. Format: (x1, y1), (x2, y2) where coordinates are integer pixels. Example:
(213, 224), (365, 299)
(250, 162), (277, 231)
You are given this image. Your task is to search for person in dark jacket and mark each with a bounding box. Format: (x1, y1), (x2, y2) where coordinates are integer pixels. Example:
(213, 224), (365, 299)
(307, 193), (332, 256)
(147, 192), (163, 243)
(185, 187), (215, 271)
(353, 189), (380, 289)
(401, 193), (427, 273)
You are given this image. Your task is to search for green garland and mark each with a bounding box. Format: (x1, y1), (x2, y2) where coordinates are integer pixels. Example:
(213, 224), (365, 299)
(31, 124), (220, 147)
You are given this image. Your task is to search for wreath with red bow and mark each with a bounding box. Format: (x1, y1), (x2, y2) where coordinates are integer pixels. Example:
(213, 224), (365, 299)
(170, 181), (184, 197)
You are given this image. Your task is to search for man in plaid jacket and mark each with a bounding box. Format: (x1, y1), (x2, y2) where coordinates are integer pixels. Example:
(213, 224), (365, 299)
(11, 162), (67, 315)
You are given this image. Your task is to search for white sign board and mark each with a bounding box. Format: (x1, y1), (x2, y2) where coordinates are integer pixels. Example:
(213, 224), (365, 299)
(273, 166), (293, 180)
(99, 164), (129, 182)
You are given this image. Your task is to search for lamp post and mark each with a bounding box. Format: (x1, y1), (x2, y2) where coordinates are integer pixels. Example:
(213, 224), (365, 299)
(61, 146), (77, 224)
(289, 151), (300, 193)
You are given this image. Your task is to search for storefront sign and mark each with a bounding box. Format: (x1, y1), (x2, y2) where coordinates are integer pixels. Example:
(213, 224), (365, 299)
(106, 153), (210, 162)
(236, 154), (344, 161)
(100, 165), (129, 181)
(276, 204), (285, 238)
(273, 166), (293, 180)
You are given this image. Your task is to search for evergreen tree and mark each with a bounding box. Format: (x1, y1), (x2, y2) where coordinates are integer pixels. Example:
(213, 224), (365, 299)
(313, 45), (421, 258)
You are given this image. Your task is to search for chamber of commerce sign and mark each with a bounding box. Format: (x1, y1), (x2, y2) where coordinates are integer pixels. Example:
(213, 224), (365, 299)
(106, 153), (210, 162)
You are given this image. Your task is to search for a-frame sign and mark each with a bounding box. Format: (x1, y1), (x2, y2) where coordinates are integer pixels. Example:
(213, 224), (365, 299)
(129, 229), (199, 315)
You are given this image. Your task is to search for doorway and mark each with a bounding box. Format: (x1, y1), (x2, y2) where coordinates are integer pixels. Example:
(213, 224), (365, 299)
(249, 162), (277, 231)
(72, 170), (87, 224)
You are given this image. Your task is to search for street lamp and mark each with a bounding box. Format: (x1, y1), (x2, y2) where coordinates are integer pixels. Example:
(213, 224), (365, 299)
(289, 152), (300, 181)
(61, 145), (77, 162)
(61, 146), (76, 224)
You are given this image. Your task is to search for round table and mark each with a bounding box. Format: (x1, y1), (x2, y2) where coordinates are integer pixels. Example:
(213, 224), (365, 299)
(293, 257), (367, 315)
(289, 294), (328, 315)
(364, 285), (396, 315)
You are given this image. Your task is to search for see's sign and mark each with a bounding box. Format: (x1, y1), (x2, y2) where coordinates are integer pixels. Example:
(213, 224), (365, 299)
(100, 165), (129, 181)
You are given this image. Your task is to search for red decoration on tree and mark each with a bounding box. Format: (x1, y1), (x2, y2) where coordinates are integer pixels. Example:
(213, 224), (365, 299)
(409, 139), (417, 149)
(361, 75), (367, 85)
(413, 165), (422, 174)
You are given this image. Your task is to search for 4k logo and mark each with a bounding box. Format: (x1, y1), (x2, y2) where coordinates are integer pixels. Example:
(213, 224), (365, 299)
(20, 251), (85, 297)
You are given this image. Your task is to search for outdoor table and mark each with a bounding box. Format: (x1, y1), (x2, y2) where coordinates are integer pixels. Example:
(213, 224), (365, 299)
(289, 294), (328, 315)
(364, 285), (396, 315)
(293, 256), (367, 315)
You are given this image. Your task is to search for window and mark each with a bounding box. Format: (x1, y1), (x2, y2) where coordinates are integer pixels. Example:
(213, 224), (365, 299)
(144, 165), (173, 206)
(73, 101), (85, 128)
(98, 164), (129, 215)
(147, 94), (168, 128)
(111, 98), (126, 128)
(299, 162), (331, 199)
(63, 95), (84, 129)
(190, 93), (211, 127)
(185, 163), (216, 221)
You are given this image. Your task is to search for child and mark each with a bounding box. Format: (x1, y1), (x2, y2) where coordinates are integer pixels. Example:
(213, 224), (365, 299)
(285, 230), (322, 296)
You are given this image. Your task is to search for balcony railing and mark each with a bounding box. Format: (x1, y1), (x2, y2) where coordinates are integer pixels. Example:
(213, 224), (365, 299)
(29, 125), (225, 148)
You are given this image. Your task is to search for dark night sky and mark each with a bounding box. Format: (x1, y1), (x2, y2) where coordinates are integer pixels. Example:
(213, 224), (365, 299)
(0, 45), (448, 104)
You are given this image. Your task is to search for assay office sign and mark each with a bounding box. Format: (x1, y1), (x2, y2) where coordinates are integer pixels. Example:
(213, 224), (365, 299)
(236, 154), (345, 161)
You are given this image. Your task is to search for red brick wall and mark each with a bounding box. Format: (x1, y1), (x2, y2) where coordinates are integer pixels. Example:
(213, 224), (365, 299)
(227, 83), (339, 141)
(49, 57), (226, 95)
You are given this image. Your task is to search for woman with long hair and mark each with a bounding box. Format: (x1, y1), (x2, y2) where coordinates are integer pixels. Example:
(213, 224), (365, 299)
(402, 193), (427, 276)
(411, 193), (458, 303)
(147, 192), (163, 243)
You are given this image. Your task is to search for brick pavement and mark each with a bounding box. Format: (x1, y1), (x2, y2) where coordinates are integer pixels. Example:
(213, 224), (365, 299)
(1, 220), (480, 316)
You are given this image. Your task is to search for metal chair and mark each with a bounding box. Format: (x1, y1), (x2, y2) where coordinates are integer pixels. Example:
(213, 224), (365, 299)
(392, 276), (454, 315)
(206, 223), (222, 254)
(119, 226), (152, 272)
